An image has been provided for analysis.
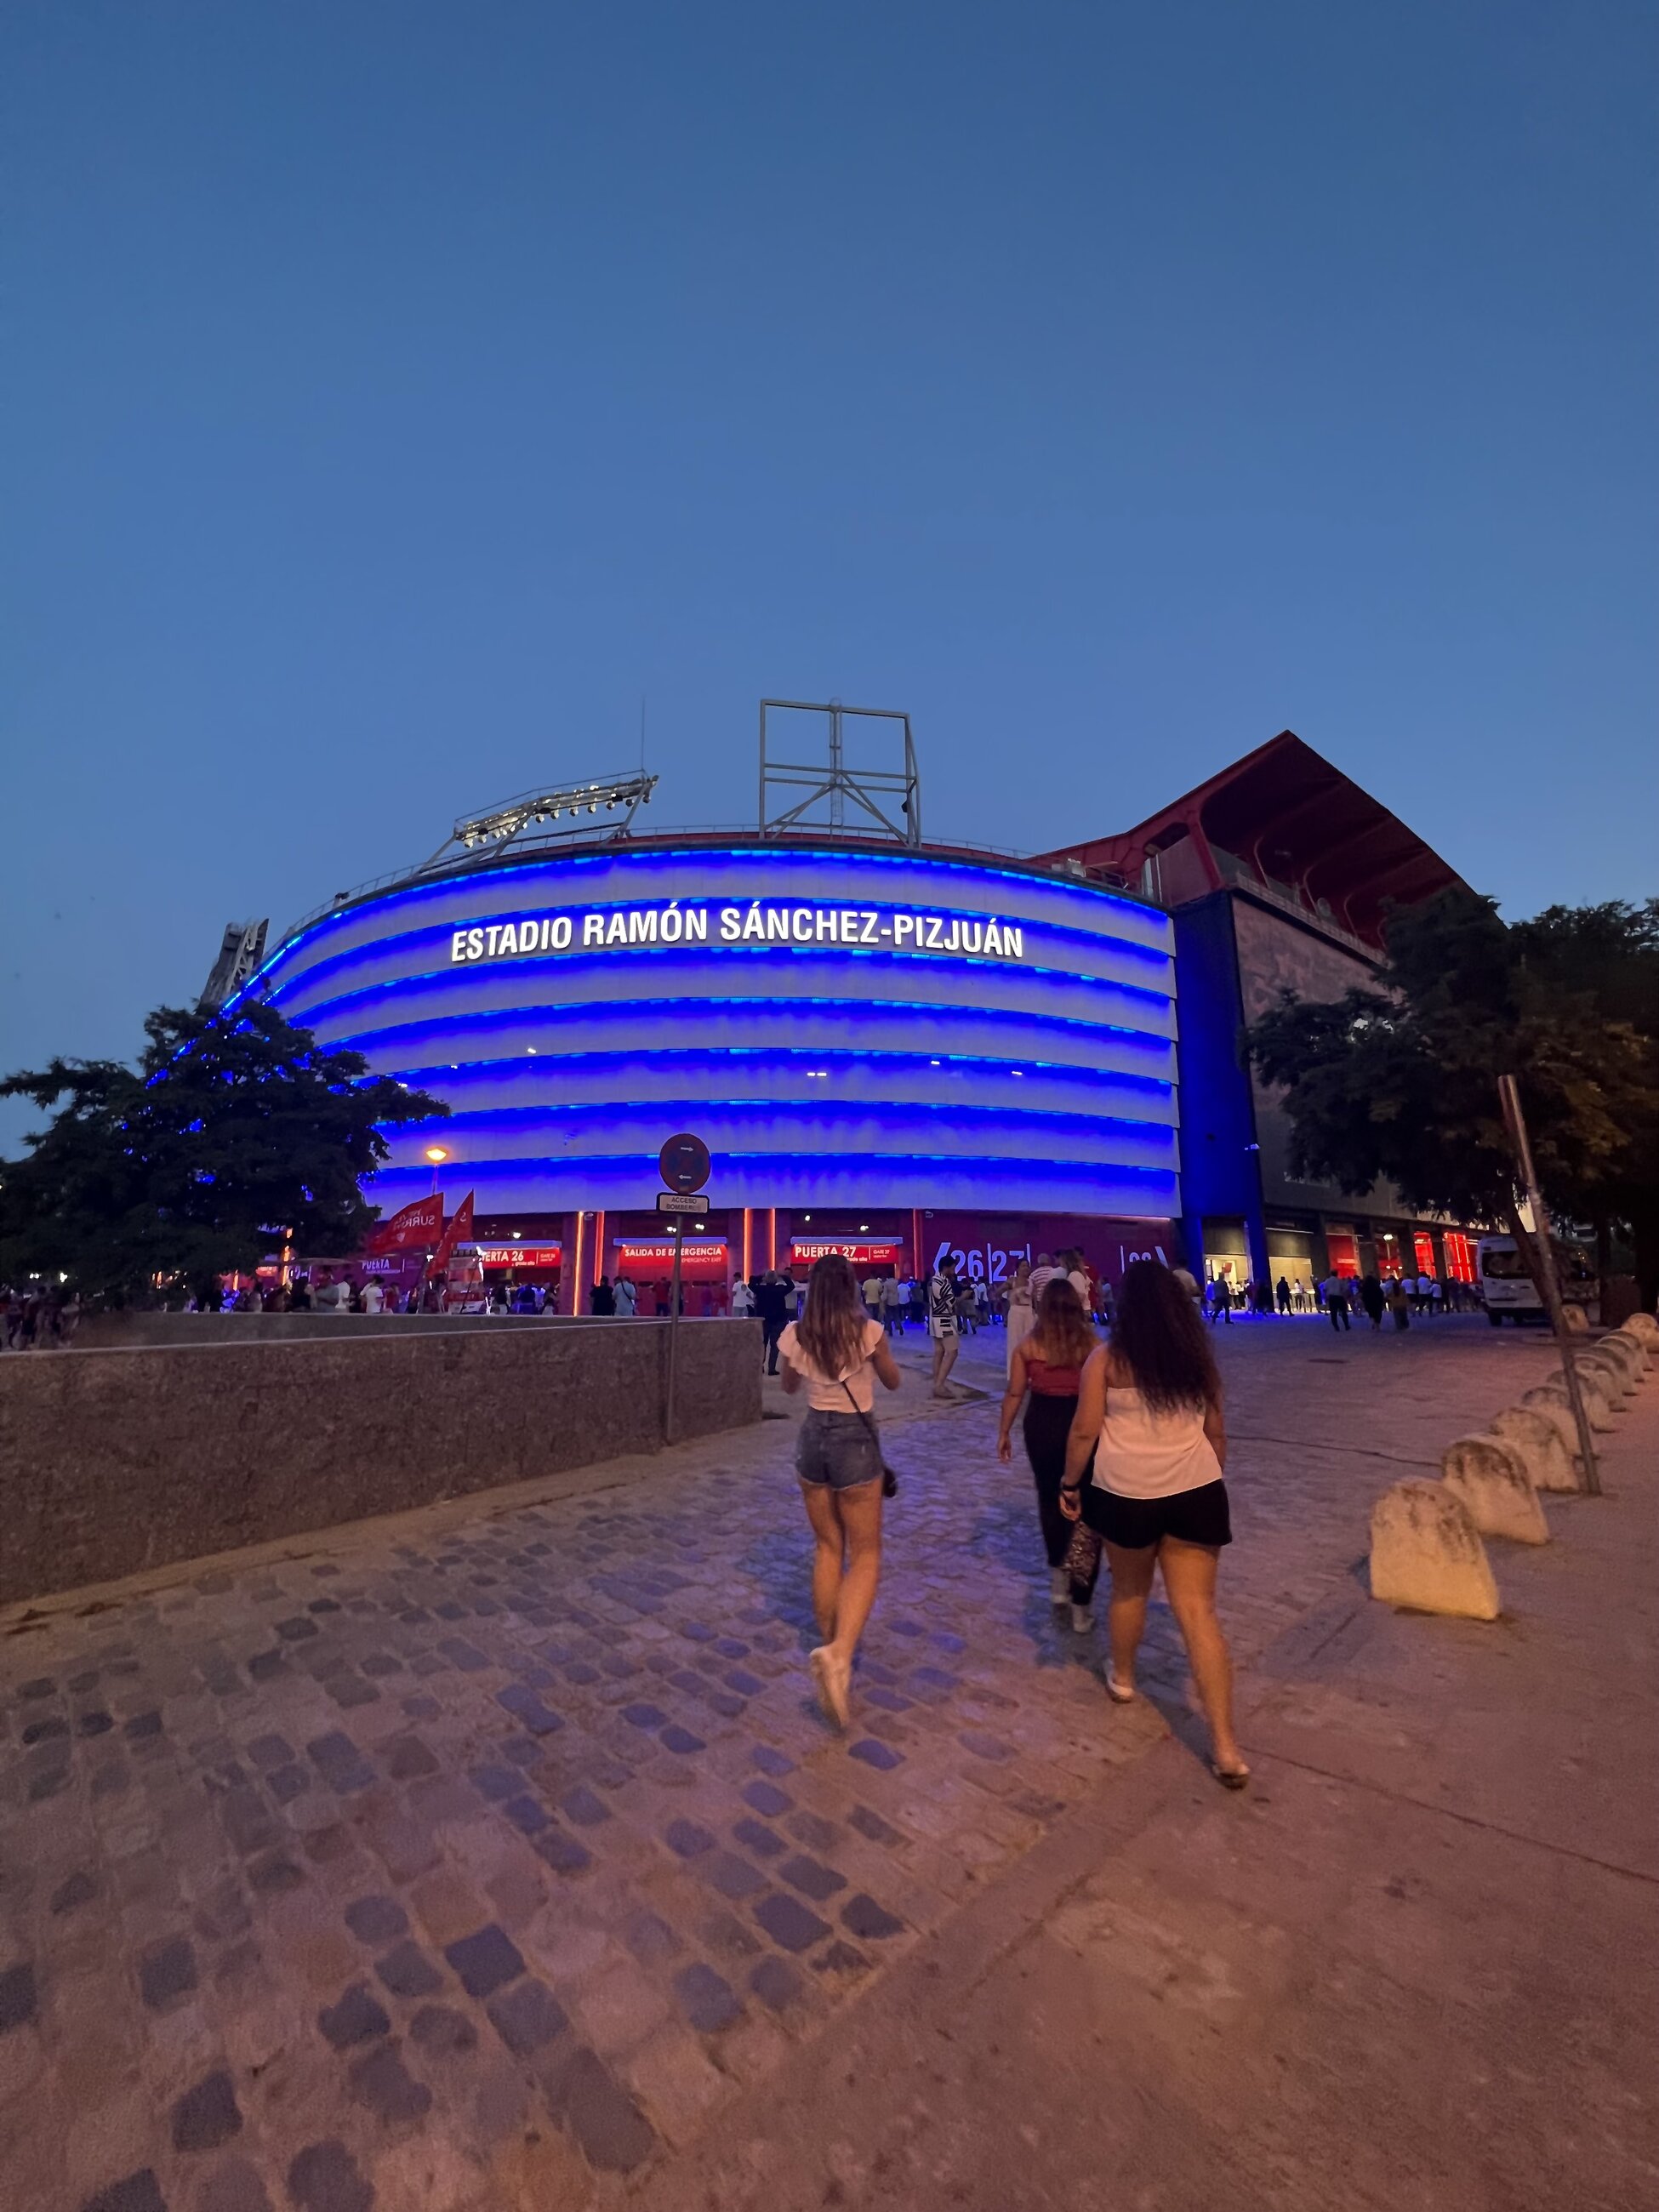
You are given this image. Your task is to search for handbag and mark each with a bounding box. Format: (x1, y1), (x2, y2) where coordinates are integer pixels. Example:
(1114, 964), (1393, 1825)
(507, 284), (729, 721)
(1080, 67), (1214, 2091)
(840, 1377), (900, 1498)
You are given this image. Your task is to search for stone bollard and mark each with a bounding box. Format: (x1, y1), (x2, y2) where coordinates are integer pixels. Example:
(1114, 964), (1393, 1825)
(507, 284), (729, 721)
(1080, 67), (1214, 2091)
(1594, 1333), (1645, 1385)
(1623, 1311), (1658, 1347)
(1511, 1394), (1580, 1462)
(1440, 1435), (1549, 1545)
(1536, 1374), (1615, 1431)
(1490, 1406), (1579, 1493)
(1605, 1326), (1650, 1371)
(1572, 1349), (1631, 1404)
(1369, 1480), (1500, 1618)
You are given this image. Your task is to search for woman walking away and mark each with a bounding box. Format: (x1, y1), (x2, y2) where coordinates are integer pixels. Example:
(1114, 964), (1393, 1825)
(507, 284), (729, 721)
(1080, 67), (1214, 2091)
(998, 1278), (1101, 1629)
(778, 1254), (903, 1730)
(1059, 1259), (1249, 1788)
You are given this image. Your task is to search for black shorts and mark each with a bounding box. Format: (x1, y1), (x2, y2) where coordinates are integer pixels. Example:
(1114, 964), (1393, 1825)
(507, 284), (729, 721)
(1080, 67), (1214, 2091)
(1080, 1479), (1232, 1550)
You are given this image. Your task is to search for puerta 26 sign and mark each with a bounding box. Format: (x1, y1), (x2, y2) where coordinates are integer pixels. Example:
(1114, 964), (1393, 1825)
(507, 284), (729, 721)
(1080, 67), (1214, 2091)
(449, 898), (1029, 966)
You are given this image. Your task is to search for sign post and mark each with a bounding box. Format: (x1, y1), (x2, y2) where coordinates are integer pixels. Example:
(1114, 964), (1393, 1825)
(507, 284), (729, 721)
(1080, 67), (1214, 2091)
(1497, 1074), (1599, 1497)
(658, 1134), (711, 1445)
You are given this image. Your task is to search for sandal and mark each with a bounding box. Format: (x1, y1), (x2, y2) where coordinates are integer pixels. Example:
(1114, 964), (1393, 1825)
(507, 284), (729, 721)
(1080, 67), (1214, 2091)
(1211, 1760), (1251, 1791)
(1104, 1668), (1136, 1704)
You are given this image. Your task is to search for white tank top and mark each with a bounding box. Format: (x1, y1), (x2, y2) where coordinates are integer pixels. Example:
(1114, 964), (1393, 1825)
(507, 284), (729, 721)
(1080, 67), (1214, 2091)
(1092, 1387), (1222, 1500)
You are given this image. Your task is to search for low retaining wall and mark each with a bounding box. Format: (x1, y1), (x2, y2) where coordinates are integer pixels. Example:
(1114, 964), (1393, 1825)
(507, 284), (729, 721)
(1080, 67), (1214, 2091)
(0, 1319), (761, 1606)
(75, 1311), (565, 1348)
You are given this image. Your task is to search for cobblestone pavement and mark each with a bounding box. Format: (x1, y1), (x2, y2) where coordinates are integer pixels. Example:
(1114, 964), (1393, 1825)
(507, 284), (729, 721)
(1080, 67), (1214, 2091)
(0, 1316), (1562, 2210)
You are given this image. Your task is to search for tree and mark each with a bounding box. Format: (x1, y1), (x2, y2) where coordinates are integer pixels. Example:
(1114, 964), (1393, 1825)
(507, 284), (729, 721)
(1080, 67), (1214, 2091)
(1243, 888), (1652, 1307)
(1510, 900), (1659, 1308)
(0, 1000), (448, 1304)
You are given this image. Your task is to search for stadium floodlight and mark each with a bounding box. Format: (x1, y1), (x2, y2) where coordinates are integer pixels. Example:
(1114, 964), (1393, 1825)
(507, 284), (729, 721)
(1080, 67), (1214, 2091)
(435, 772), (658, 860)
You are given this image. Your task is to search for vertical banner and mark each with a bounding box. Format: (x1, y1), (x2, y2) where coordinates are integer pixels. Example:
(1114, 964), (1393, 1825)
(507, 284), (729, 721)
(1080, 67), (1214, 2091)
(426, 1192), (476, 1280)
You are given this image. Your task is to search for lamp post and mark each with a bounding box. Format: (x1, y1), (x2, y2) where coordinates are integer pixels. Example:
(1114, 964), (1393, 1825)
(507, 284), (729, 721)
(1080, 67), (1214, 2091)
(425, 1144), (448, 1196)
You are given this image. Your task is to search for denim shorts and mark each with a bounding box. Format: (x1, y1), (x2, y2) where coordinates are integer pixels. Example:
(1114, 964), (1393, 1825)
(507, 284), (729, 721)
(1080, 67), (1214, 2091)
(795, 1407), (884, 1491)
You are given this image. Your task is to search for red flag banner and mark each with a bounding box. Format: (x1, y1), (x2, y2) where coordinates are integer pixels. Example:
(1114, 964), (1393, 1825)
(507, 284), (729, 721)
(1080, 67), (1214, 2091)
(426, 1191), (476, 1280)
(365, 1193), (444, 1254)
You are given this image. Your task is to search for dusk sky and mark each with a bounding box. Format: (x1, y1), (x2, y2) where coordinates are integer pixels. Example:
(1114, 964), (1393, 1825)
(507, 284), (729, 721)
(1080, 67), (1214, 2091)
(3, 2), (1654, 1146)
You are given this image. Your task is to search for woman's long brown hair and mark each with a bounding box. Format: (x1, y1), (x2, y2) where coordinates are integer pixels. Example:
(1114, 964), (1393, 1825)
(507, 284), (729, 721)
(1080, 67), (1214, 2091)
(795, 1252), (869, 1379)
(1110, 1259), (1219, 1413)
(1030, 1278), (1097, 1368)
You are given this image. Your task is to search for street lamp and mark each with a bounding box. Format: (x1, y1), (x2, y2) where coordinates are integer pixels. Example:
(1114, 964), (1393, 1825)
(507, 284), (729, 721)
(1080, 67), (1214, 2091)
(425, 1144), (448, 1195)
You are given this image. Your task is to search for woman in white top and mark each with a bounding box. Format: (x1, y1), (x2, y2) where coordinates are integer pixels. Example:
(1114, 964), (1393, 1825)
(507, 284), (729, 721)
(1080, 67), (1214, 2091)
(778, 1253), (902, 1731)
(1004, 1257), (1035, 1371)
(1059, 1258), (1248, 1787)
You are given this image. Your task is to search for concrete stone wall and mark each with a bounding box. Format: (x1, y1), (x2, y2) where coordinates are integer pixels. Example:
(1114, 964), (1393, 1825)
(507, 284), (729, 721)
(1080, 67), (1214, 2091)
(0, 1319), (761, 1605)
(74, 1311), (562, 1348)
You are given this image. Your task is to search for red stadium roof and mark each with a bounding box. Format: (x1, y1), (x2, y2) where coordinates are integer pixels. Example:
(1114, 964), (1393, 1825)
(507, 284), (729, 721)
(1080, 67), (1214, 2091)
(1036, 730), (1468, 953)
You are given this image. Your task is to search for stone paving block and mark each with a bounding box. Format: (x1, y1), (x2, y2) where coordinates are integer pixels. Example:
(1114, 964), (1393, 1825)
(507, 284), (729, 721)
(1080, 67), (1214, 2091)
(286, 2138), (374, 2212)
(348, 2042), (434, 2122)
(138, 1937), (197, 2012)
(443, 1924), (524, 2000)
(81, 2170), (168, 2212)
(543, 2042), (657, 2173)
(342, 1894), (408, 1946)
(170, 2067), (242, 2152)
(487, 1975), (569, 2056)
(752, 1892), (832, 1954)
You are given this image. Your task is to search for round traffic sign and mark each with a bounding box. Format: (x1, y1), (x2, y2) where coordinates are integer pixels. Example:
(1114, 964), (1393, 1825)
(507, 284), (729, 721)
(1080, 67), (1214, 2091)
(658, 1132), (711, 1194)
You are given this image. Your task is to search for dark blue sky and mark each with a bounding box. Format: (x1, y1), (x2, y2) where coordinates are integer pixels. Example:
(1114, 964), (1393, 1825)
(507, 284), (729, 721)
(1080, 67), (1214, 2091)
(3, 2), (1654, 1141)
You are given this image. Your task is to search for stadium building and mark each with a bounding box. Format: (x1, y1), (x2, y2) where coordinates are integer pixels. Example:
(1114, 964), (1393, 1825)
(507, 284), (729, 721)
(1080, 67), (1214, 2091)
(236, 711), (1480, 1308)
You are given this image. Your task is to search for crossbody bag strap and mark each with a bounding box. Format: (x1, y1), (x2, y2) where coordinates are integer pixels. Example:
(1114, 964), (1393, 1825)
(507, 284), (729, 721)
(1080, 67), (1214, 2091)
(838, 1374), (881, 1443)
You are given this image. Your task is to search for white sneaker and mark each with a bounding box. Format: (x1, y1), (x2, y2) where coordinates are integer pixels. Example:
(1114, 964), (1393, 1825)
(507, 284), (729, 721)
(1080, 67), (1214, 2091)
(1069, 1604), (1094, 1633)
(1050, 1567), (1069, 1606)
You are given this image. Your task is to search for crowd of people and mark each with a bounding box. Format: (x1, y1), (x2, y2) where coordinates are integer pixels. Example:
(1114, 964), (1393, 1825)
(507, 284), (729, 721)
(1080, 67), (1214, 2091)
(0, 1285), (82, 1349)
(778, 1250), (1251, 1788)
(1200, 1268), (1480, 1329)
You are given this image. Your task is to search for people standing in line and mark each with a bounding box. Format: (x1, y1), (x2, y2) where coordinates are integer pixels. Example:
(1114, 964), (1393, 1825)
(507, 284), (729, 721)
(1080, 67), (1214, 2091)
(928, 1254), (962, 1398)
(880, 1272), (904, 1337)
(362, 1277), (386, 1315)
(1428, 1276), (1443, 1316)
(1004, 1257), (1035, 1372)
(862, 1272), (885, 1328)
(998, 1277), (1103, 1631)
(1415, 1270), (1434, 1314)
(1321, 1271), (1353, 1330)
(1359, 1271), (1386, 1331)
(755, 1270), (789, 1373)
(1059, 1258), (1249, 1787)
(730, 1275), (755, 1319)
(613, 1273), (636, 1318)
(590, 1275), (616, 1317)
(778, 1253), (902, 1732)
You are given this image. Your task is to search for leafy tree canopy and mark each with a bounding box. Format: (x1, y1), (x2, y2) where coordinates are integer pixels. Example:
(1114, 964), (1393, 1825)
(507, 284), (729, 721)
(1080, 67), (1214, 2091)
(1245, 889), (1656, 1297)
(0, 999), (448, 1303)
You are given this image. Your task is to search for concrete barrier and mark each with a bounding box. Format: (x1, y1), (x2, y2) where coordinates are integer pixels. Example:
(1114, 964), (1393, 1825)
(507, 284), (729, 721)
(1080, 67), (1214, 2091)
(1489, 1406), (1578, 1494)
(75, 1310), (564, 1348)
(1591, 1333), (1645, 1386)
(1534, 1375), (1615, 1431)
(1440, 1434), (1548, 1545)
(1604, 1327), (1650, 1374)
(1623, 1311), (1658, 1347)
(1369, 1479), (1500, 1619)
(0, 1318), (761, 1606)
(1571, 1349), (1631, 1405)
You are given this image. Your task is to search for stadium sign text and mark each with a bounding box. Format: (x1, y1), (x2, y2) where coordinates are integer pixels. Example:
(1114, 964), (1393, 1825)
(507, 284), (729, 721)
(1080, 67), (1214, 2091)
(449, 901), (1026, 966)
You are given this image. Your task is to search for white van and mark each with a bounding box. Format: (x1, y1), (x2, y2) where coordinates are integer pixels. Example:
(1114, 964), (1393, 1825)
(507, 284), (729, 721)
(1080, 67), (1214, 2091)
(1478, 1235), (1592, 1325)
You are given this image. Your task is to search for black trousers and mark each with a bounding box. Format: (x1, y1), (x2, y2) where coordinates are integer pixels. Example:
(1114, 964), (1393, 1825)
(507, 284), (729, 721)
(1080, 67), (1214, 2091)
(1328, 1298), (1351, 1331)
(1023, 1394), (1101, 1600)
(761, 1316), (784, 1371)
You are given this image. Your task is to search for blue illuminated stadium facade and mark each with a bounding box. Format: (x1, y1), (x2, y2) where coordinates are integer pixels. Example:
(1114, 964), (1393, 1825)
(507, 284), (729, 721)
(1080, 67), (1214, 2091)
(252, 835), (1180, 1293)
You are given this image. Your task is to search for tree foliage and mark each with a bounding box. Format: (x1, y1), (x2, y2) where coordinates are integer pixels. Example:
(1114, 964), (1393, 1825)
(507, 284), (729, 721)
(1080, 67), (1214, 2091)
(0, 1000), (448, 1303)
(1244, 889), (1656, 1300)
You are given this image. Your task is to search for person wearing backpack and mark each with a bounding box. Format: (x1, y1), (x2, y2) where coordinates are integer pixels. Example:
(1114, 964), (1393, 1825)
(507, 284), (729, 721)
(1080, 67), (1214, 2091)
(778, 1253), (903, 1731)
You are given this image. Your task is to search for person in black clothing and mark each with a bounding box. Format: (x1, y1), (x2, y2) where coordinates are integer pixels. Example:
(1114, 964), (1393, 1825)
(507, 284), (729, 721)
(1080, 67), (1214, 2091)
(590, 1275), (616, 1316)
(755, 1271), (789, 1372)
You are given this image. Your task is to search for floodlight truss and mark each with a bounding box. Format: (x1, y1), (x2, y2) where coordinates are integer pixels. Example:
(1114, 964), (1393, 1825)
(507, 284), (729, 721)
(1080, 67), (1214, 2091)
(759, 701), (921, 847)
(427, 772), (659, 864)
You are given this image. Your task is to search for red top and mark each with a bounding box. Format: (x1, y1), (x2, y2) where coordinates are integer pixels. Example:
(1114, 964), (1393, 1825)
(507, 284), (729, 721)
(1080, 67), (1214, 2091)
(1025, 1353), (1083, 1398)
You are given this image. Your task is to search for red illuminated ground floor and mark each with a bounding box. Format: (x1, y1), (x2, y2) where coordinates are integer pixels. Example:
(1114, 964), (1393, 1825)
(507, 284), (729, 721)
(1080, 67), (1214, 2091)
(453, 1204), (1182, 1314)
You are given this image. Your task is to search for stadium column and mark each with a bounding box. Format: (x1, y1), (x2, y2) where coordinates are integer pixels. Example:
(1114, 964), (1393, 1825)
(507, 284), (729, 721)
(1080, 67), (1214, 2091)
(557, 1211), (580, 1314)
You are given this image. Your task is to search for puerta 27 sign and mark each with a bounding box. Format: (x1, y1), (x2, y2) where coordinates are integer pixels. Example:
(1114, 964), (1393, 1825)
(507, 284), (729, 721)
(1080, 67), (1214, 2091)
(449, 899), (1029, 967)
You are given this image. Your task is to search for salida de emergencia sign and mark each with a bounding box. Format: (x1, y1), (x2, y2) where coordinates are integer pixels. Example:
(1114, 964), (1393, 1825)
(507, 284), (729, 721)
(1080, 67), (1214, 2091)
(449, 899), (1029, 966)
